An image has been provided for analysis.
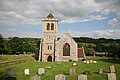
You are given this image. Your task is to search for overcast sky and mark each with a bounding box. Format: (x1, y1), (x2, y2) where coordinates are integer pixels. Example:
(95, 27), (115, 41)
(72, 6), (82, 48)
(0, 0), (120, 39)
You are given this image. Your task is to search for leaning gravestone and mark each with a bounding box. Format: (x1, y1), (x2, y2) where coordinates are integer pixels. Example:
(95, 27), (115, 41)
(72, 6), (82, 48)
(110, 65), (115, 73)
(38, 68), (45, 75)
(6, 68), (16, 76)
(55, 74), (65, 80)
(30, 75), (41, 80)
(24, 69), (29, 75)
(108, 73), (116, 80)
(98, 68), (103, 74)
(69, 68), (76, 76)
(78, 74), (87, 80)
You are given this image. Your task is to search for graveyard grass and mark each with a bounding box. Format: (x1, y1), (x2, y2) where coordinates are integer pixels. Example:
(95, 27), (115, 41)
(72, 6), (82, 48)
(0, 55), (120, 80)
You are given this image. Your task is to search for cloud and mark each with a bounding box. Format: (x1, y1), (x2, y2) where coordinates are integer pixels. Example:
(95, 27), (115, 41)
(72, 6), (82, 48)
(1, 31), (40, 38)
(0, 0), (101, 25)
(0, 0), (120, 24)
(60, 15), (107, 23)
(79, 15), (107, 22)
(94, 0), (120, 22)
(68, 29), (120, 39)
(108, 18), (118, 27)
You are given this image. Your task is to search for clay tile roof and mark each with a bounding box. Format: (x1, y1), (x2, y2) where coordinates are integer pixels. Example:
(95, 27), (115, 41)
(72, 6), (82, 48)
(47, 13), (54, 18)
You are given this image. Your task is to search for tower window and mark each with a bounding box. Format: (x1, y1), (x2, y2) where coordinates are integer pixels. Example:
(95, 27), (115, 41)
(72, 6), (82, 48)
(51, 23), (54, 30)
(48, 45), (49, 50)
(48, 45), (52, 50)
(47, 23), (50, 30)
(50, 45), (52, 50)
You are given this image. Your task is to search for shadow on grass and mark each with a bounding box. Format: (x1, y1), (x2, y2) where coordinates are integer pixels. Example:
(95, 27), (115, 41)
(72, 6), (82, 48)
(0, 70), (16, 80)
(98, 59), (120, 64)
(0, 71), (5, 80)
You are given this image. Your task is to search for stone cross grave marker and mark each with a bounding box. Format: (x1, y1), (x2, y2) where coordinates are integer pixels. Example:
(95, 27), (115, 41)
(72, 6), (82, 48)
(78, 74), (87, 80)
(55, 74), (65, 80)
(38, 68), (45, 75)
(98, 68), (103, 74)
(24, 69), (29, 75)
(30, 75), (41, 80)
(6, 67), (16, 76)
(108, 73), (116, 80)
(110, 65), (115, 73)
(69, 68), (76, 76)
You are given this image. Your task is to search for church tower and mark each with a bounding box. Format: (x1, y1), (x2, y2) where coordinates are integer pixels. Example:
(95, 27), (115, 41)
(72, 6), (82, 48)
(39, 13), (58, 62)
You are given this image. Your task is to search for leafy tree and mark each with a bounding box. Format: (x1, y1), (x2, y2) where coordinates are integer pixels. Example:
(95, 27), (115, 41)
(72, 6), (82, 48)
(0, 34), (5, 54)
(109, 43), (119, 58)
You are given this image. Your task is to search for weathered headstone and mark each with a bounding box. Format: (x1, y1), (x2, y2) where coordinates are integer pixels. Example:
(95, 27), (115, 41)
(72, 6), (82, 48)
(69, 68), (76, 76)
(86, 60), (89, 64)
(24, 69), (29, 75)
(78, 74), (87, 80)
(55, 74), (65, 80)
(38, 68), (45, 75)
(110, 65), (115, 73)
(90, 60), (93, 63)
(83, 61), (86, 64)
(30, 75), (41, 80)
(108, 73), (116, 80)
(6, 68), (16, 76)
(93, 61), (97, 64)
(98, 68), (103, 74)
(73, 62), (77, 66)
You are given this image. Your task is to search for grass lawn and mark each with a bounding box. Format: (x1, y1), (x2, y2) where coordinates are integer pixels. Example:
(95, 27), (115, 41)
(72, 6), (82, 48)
(0, 55), (120, 80)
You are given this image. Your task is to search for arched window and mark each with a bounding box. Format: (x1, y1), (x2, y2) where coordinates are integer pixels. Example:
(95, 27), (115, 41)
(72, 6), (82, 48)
(47, 23), (50, 30)
(51, 23), (54, 30)
(63, 43), (70, 56)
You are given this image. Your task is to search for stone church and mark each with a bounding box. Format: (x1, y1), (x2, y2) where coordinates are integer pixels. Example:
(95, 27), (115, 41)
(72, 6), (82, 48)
(39, 13), (83, 62)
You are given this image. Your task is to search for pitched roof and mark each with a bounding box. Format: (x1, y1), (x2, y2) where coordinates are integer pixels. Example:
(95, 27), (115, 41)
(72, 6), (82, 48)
(47, 13), (54, 18)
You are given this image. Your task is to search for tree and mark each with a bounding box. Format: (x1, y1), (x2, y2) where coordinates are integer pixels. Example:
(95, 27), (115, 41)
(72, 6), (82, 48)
(0, 34), (5, 54)
(109, 43), (119, 58)
(95, 43), (103, 52)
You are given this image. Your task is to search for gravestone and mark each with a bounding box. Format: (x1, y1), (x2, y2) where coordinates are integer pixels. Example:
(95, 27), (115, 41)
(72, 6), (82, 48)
(90, 60), (93, 63)
(45, 66), (52, 69)
(78, 74), (87, 80)
(6, 68), (16, 76)
(108, 73), (116, 80)
(38, 68), (45, 75)
(73, 63), (77, 66)
(55, 74), (65, 80)
(30, 75), (41, 80)
(110, 65), (115, 73)
(93, 61), (97, 64)
(83, 61), (86, 64)
(98, 68), (103, 74)
(69, 68), (76, 76)
(86, 60), (89, 64)
(24, 69), (29, 75)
